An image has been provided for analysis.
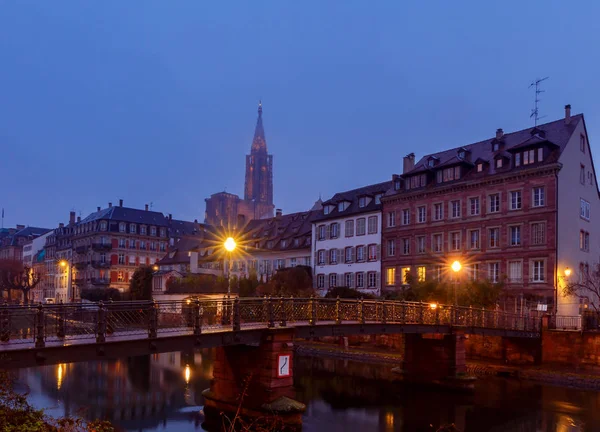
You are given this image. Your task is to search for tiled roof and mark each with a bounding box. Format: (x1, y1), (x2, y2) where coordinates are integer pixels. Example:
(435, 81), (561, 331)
(169, 219), (207, 237)
(78, 206), (170, 226)
(314, 181), (393, 222)
(9, 227), (52, 245)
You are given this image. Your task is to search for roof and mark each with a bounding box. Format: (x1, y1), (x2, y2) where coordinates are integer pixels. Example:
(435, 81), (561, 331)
(403, 115), (582, 179)
(251, 101), (267, 153)
(78, 206), (170, 226)
(8, 227), (51, 245)
(169, 219), (208, 238)
(314, 181), (393, 222)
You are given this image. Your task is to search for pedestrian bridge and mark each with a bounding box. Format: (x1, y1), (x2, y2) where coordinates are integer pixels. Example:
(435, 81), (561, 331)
(0, 297), (539, 370)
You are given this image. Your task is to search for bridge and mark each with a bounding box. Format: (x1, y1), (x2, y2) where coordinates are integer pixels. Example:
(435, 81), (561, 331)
(0, 298), (541, 428)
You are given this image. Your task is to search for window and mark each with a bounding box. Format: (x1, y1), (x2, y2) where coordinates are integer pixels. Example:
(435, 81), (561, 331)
(401, 267), (411, 285)
(489, 194), (500, 213)
(338, 202), (348, 212)
(367, 272), (377, 288)
(470, 263), (479, 281)
(469, 197), (480, 216)
(387, 212), (395, 228)
(130, 224), (136, 234)
(458, 150), (465, 159)
(368, 216), (378, 234)
(329, 274), (337, 288)
(477, 163), (483, 172)
(493, 142), (499, 152)
(318, 250), (325, 265)
(394, 180), (401, 190)
(359, 197), (366, 208)
(318, 225), (326, 240)
(118, 238), (126, 248)
(345, 273), (353, 288)
(159, 242), (166, 252)
(489, 227), (499, 248)
(510, 226), (521, 246)
(330, 223), (339, 238)
(508, 261), (522, 283)
(510, 191), (522, 210)
(100, 253), (106, 263)
(523, 149), (535, 165)
(532, 260), (545, 282)
(118, 254), (125, 264)
(581, 165), (586, 185)
(345, 246), (354, 262)
(451, 200), (461, 218)
(488, 262), (499, 283)
(417, 206), (426, 223)
(356, 218), (366, 235)
(451, 232), (461, 251)
(345, 220), (354, 237)
(417, 236), (425, 254)
(469, 230), (480, 249)
(417, 266), (426, 282)
(531, 222), (546, 245)
(532, 187), (545, 207)
(119, 223), (126, 233)
(100, 222), (107, 231)
(356, 245), (365, 262)
(439, 166), (461, 183)
(317, 274), (325, 289)
(386, 268), (396, 286)
(538, 147), (543, 162)
(375, 194), (382, 205)
(329, 249), (338, 264)
(129, 239), (136, 249)
(160, 228), (166, 237)
(368, 244), (377, 261)
(402, 209), (410, 225)
(581, 134), (586, 153)
(407, 174), (427, 190)
(580, 199), (590, 220)
(580, 230), (590, 252)
(281, 240), (287, 248)
(150, 226), (157, 236)
(428, 159), (435, 167)
(433, 234), (443, 253)
(140, 226), (147, 235)
(434, 203), (443, 221)
(140, 241), (146, 250)
(402, 238), (410, 255)
(117, 271), (124, 282)
(496, 158), (503, 168)
(515, 153), (521, 167)
(356, 272), (364, 288)
(387, 240), (395, 257)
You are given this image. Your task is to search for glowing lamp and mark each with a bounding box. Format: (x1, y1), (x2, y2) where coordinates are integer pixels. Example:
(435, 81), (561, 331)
(451, 261), (461, 273)
(224, 237), (236, 252)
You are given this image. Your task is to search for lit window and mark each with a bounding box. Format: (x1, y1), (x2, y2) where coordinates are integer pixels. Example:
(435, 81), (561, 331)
(401, 267), (411, 285)
(386, 268), (396, 286)
(417, 266), (426, 282)
(477, 163), (483, 172)
(496, 158), (503, 168)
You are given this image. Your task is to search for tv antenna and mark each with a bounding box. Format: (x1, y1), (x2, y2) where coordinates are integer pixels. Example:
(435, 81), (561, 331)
(529, 77), (549, 126)
(149, 202), (154, 210)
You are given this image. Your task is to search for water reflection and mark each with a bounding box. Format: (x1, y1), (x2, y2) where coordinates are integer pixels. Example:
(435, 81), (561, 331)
(16, 350), (600, 431)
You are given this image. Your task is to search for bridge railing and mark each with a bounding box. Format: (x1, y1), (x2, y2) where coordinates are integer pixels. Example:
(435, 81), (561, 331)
(0, 298), (541, 348)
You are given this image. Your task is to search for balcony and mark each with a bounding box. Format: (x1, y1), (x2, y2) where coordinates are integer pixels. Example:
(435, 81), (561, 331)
(91, 243), (112, 252)
(75, 245), (89, 254)
(91, 261), (111, 269)
(91, 278), (110, 286)
(74, 262), (88, 270)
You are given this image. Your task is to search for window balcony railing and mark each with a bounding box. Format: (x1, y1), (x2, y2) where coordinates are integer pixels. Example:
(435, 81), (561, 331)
(91, 261), (111, 269)
(91, 243), (112, 252)
(74, 262), (88, 270)
(75, 245), (89, 254)
(91, 278), (110, 286)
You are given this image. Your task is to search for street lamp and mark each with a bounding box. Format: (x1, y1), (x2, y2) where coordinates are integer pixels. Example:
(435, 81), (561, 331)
(224, 237), (236, 296)
(564, 267), (572, 277)
(451, 260), (461, 305)
(58, 259), (74, 303)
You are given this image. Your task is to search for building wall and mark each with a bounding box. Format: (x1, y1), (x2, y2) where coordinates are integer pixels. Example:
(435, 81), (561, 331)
(228, 248), (311, 282)
(312, 210), (383, 296)
(557, 119), (600, 315)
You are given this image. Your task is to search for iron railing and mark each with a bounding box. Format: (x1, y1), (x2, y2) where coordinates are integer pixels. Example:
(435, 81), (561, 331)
(0, 297), (542, 349)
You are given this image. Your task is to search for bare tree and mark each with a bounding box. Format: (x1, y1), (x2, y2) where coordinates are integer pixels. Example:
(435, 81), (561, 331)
(0, 259), (42, 304)
(562, 263), (600, 311)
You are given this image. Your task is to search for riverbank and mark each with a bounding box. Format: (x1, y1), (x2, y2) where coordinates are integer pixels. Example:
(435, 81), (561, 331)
(295, 341), (600, 391)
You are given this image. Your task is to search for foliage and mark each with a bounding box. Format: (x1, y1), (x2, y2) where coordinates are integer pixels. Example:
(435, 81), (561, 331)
(0, 259), (42, 304)
(256, 266), (315, 297)
(80, 288), (121, 302)
(238, 270), (260, 297)
(457, 280), (503, 308)
(166, 274), (227, 294)
(324, 287), (376, 299)
(128, 266), (153, 301)
(563, 263), (600, 310)
(0, 368), (113, 431)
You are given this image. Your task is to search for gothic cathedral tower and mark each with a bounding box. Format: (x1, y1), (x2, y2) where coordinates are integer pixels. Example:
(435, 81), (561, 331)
(243, 101), (274, 218)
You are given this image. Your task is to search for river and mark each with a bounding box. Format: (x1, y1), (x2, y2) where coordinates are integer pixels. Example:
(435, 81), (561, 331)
(14, 349), (600, 432)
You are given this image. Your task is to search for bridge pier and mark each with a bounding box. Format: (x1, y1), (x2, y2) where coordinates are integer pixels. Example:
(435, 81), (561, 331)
(202, 329), (305, 431)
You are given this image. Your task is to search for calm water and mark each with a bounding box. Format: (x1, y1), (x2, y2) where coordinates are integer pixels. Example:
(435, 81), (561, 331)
(15, 349), (600, 432)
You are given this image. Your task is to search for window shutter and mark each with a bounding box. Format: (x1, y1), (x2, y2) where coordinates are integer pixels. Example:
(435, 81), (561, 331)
(350, 246), (355, 263)
(314, 251), (318, 266)
(339, 273), (344, 287)
(376, 244), (381, 261)
(325, 225), (331, 239)
(339, 249), (344, 263)
(146, 257), (150, 265)
(324, 274), (329, 290)
(135, 257), (140, 266)
(111, 254), (118, 265)
(350, 273), (354, 288)
(376, 272), (381, 289)
(111, 238), (118, 248)
(125, 256), (129, 265)
(325, 249), (330, 265)
(110, 271), (118, 282)
(125, 272), (129, 282)
(136, 241), (140, 250)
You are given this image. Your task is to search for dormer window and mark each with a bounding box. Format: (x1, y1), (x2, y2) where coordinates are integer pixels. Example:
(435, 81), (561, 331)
(338, 201), (350, 212)
(359, 197), (366, 208)
(119, 223), (126, 233)
(281, 240), (287, 248)
(493, 142), (500, 152)
(496, 158), (503, 168)
(294, 238), (299, 246)
(100, 221), (107, 231)
(477, 163), (483, 172)
(407, 174), (427, 190)
(394, 180), (401, 190)
(130, 224), (136, 233)
(267, 241), (274, 248)
(324, 205), (334, 215)
(428, 159), (435, 167)
(375, 194), (382, 205)
(458, 150), (465, 159)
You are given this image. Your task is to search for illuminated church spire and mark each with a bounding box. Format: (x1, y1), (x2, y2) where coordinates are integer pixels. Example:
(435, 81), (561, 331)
(251, 100), (267, 153)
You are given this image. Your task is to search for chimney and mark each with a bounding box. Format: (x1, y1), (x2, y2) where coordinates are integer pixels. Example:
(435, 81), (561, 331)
(97, 206), (101, 212)
(59, 223), (64, 228)
(108, 202), (112, 208)
(77, 216), (81, 223)
(69, 211), (76, 225)
(119, 199), (123, 207)
(392, 174), (399, 181)
(194, 219), (198, 224)
(168, 213), (172, 221)
(276, 209), (282, 217)
(565, 104), (571, 125)
(145, 204), (149, 211)
(496, 128), (504, 140)
(403, 153), (415, 174)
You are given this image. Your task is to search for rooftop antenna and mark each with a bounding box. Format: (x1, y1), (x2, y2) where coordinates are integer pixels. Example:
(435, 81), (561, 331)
(529, 77), (549, 126)
(149, 202), (154, 210)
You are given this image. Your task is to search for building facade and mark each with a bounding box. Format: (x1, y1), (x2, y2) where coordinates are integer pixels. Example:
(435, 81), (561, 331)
(381, 106), (599, 316)
(312, 182), (392, 296)
(205, 102), (275, 228)
(0, 225), (50, 261)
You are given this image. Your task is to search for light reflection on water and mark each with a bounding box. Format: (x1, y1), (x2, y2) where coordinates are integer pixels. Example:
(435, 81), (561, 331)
(14, 349), (600, 431)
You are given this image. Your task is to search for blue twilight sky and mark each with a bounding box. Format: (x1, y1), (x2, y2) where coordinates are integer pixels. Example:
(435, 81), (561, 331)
(1, 1), (600, 228)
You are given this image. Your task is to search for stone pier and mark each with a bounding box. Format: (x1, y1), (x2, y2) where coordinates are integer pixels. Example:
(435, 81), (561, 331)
(202, 329), (305, 430)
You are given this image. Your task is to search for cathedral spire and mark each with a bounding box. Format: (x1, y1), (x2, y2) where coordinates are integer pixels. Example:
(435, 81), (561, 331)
(251, 100), (267, 153)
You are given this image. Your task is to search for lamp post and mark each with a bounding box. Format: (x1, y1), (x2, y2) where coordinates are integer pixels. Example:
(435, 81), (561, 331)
(58, 259), (74, 303)
(451, 260), (461, 305)
(224, 237), (237, 296)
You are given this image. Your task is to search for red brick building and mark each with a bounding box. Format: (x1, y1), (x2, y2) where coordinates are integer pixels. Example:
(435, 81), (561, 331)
(381, 106), (599, 314)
